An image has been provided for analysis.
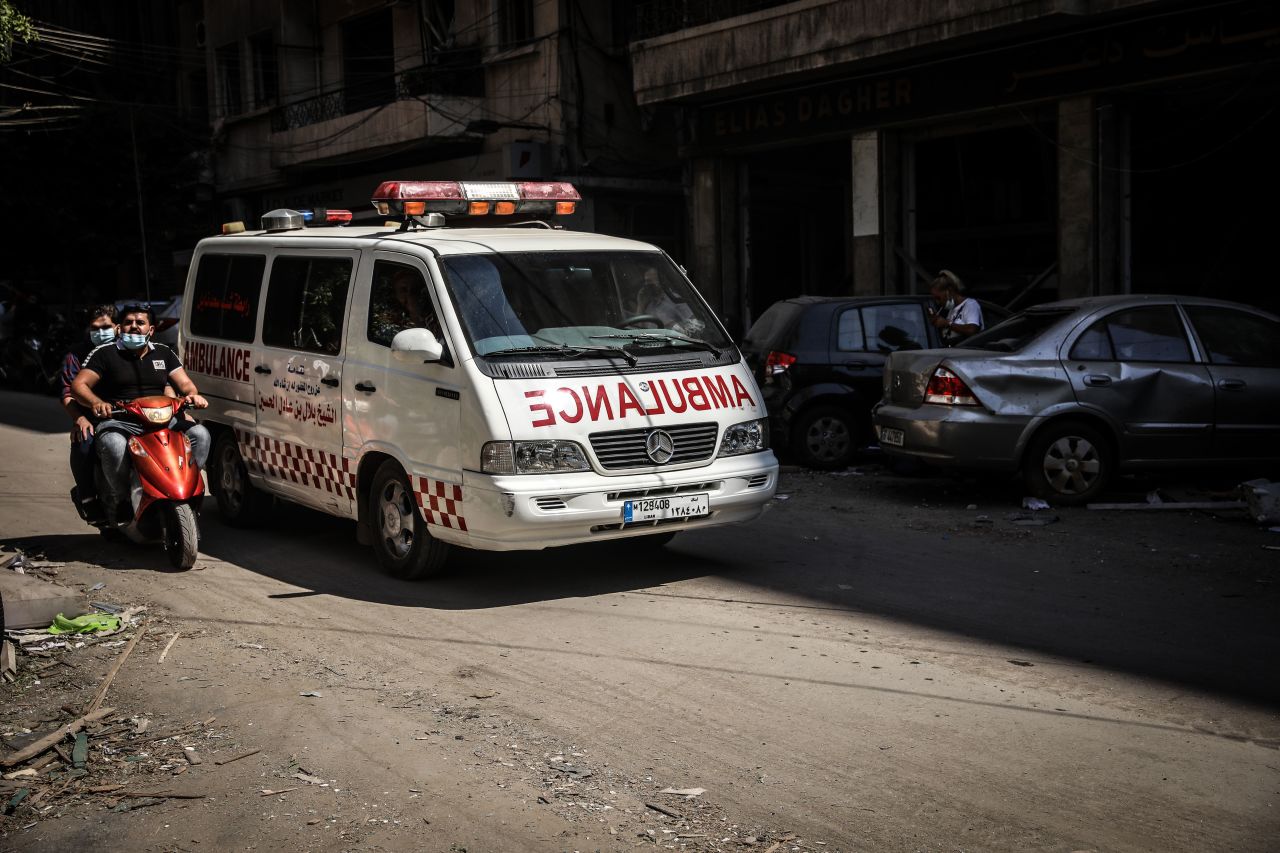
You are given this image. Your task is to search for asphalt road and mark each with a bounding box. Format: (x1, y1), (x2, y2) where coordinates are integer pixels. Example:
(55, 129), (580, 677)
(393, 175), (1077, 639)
(1, 388), (1277, 852)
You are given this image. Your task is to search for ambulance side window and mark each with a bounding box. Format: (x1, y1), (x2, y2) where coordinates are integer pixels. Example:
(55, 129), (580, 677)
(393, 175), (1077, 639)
(367, 261), (440, 346)
(262, 256), (352, 355)
(189, 254), (265, 342)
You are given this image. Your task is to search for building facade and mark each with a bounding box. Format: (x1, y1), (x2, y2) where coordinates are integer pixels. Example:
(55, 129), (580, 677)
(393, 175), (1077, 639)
(628, 0), (1280, 332)
(190, 0), (684, 256)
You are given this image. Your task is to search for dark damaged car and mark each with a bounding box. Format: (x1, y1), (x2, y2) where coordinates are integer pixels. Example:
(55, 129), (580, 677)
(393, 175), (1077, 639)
(872, 295), (1280, 504)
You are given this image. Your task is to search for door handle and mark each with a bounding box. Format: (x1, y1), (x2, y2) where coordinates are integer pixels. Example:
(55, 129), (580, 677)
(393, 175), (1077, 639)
(254, 365), (272, 375)
(1083, 374), (1112, 387)
(320, 376), (339, 387)
(354, 381), (377, 393)
(1217, 378), (1246, 391)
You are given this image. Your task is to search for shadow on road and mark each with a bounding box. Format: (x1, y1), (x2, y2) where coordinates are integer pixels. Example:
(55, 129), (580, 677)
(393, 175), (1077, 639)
(3, 499), (727, 610)
(0, 388), (69, 434)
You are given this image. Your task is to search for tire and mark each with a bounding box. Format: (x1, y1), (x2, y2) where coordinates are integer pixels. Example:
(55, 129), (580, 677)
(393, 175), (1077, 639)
(98, 526), (124, 542)
(370, 460), (449, 580)
(792, 405), (858, 469)
(211, 432), (271, 526)
(161, 503), (199, 570)
(1022, 420), (1112, 506)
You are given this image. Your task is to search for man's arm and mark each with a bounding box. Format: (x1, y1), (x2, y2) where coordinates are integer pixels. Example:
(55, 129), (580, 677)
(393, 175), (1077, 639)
(168, 367), (208, 409)
(70, 368), (114, 419)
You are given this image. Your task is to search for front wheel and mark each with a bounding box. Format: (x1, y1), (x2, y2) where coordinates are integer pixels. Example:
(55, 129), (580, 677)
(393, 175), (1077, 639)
(370, 461), (449, 580)
(1022, 420), (1112, 506)
(212, 432), (271, 526)
(161, 503), (199, 570)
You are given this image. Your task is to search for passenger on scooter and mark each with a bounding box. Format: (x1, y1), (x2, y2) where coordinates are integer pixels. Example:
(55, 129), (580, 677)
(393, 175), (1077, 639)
(69, 304), (211, 525)
(60, 304), (118, 521)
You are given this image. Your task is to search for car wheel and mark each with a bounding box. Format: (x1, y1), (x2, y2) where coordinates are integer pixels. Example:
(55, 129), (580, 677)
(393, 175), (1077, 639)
(1023, 420), (1112, 506)
(370, 460), (450, 580)
(792, 406), (858, 469)
(211, 432), (271, 526)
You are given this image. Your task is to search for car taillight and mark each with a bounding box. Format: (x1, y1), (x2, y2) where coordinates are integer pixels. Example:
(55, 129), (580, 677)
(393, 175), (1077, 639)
(765, 351), (796, 376)
(924, 367), (981, 406)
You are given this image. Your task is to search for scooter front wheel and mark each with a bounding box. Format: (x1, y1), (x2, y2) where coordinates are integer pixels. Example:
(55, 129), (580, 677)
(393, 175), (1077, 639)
(161, 503), (199, 570)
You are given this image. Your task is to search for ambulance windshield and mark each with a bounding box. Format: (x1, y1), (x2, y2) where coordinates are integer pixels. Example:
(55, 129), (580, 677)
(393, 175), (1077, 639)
(439, 252), (731, 358)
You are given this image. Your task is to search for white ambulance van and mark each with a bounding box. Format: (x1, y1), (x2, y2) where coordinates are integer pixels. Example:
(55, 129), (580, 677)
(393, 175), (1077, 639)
(180, 180), (777, 578)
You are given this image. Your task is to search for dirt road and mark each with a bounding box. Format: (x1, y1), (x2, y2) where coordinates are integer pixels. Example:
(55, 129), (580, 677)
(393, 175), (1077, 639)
(2, 389), (1277, 851)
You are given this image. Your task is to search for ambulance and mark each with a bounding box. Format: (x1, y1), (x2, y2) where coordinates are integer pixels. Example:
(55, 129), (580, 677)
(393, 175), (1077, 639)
(180, 180), (777, 578)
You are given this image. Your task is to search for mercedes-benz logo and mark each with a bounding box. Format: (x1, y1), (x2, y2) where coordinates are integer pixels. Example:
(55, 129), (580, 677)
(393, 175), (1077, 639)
(645, 429), (675, 464)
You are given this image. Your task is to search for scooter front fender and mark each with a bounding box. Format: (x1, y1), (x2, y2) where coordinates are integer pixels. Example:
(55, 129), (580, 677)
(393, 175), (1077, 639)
(127, 429), (204, 502)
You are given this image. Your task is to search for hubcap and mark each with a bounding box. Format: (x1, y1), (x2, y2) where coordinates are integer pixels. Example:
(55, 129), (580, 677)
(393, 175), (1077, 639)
(379, 480), (415, 559)
(1041, 435), (1101, 495)
(805, 416), (851, 463)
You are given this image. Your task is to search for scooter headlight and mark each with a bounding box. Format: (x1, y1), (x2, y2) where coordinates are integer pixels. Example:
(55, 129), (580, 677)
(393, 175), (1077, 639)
(141, 404), (172, 423)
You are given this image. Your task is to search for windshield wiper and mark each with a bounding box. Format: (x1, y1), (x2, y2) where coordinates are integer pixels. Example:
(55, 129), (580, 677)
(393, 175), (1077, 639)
(590, 332), (722, 357)
(485, 343), (638, 366)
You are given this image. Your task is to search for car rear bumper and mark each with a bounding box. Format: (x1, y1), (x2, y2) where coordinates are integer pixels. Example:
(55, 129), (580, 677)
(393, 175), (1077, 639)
(873, 403), (1029, 469)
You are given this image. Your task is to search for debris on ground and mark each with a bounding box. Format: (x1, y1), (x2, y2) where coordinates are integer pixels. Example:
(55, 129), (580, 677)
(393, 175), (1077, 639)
(48, 612), (122, 635)
(0, 569), (89, 630)
(1022, 497), (1052, 511)
(1241, 479), (1280, 525)
(1007, 513), (1059, 527)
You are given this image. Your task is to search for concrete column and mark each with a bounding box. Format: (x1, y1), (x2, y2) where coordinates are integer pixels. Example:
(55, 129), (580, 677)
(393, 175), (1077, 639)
(1058, 96), (1097, 299)
(688, 157), (741, 332)
(850, 131), (882, 296)
(1096, 99), (1131, 295)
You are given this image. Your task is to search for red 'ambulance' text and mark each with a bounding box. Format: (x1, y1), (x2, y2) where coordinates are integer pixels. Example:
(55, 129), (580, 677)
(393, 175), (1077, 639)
(525, 374), (757, 428)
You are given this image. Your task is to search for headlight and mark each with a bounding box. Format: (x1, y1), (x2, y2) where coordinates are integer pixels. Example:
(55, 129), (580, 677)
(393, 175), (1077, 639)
(718, 417), (769, 457)
(481, 440), (590, 474)
(142, 405), (173, 423)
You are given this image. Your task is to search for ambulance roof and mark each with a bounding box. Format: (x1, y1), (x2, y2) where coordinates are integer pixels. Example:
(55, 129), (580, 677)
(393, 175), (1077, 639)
(199, 225), (664, 257)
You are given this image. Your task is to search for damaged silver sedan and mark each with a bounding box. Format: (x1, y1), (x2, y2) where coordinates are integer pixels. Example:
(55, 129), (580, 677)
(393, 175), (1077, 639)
(872, 295), (1280, 504)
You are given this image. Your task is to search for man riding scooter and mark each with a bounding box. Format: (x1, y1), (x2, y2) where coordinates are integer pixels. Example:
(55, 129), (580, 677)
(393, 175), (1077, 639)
(70, 304), (211, 525)
(61, 303), (119, 522)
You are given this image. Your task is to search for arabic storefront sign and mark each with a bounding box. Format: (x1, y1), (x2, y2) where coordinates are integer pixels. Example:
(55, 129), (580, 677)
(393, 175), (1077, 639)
(694, 2), (1280, 150)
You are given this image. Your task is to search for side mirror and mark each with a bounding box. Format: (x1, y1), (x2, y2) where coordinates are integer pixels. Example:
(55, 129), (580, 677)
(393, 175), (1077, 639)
(391, 328), (444, 363)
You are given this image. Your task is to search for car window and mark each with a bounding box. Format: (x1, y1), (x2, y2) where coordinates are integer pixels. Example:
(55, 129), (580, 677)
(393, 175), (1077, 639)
(262, 256), (352, 355)
(743, 301), (804, 349)
(367, 261), (441, 347)
(965, 309), (1071, 352)
(862, 303), (927, 352)
(1105, 306), (1191, 362)
(836, 308), (865, 351)
(189, 254), (265, 343)
(1185, 307), (1280, 367)
(1068, 323), (1114, 361)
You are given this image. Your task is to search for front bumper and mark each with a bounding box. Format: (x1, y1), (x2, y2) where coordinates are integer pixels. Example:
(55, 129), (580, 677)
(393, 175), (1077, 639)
(873, 403), (1028, 470)
(457, 452), (779, 550)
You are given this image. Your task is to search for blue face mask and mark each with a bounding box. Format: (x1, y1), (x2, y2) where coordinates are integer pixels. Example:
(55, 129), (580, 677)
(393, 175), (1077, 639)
(120, 333), (149, 351)
(89, 328), (116, 346)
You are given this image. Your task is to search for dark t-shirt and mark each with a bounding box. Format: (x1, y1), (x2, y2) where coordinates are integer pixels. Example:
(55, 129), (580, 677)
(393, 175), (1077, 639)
(81, 342), (182, 402)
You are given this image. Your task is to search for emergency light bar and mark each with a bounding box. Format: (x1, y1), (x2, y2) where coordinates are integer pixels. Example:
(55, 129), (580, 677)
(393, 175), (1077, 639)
(299, 208), (353, 225)
(371, 180), (579, 219)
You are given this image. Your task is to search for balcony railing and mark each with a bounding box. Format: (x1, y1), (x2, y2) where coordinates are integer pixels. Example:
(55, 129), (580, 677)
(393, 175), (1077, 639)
(271, 51), (484, 132)
(633, 0), (795, 40)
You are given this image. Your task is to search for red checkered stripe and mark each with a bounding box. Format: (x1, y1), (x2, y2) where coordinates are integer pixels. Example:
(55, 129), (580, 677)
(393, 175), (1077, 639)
(234, 428), (355, 500)
(413, 477), (467, 532)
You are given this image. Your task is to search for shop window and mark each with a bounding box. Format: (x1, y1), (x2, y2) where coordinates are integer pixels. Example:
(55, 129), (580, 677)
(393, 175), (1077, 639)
(263, 257), (353, 354)
(189, 254), (265, 343)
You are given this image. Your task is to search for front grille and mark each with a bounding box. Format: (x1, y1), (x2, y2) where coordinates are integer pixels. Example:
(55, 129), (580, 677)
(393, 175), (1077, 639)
(589, 422), (719, 470)
(608, 481), (720, 502)
(591, 516), (703, 533)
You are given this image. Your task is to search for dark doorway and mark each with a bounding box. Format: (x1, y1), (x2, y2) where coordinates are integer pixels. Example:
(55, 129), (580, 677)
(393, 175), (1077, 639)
(746, 140), (850, 320)
(910, 123), (1057, 303)
(1129, 68), (1280, 315)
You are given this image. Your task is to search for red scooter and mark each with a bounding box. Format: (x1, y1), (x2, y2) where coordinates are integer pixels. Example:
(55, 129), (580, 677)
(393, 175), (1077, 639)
(71, 395), (204, 570)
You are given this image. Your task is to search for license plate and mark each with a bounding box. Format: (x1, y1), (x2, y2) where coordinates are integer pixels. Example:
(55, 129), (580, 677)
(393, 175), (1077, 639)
(623, 494), (709, 523)
(877, 426), (904, 447)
